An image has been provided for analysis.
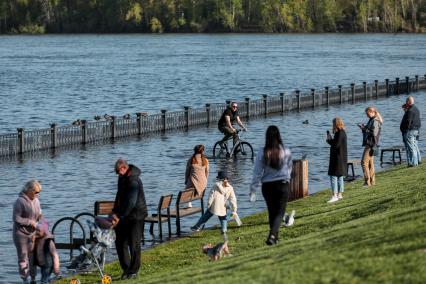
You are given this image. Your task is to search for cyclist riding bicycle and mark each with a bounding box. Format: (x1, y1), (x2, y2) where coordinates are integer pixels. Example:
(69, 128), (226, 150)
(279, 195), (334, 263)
(218, 102), (246, 146)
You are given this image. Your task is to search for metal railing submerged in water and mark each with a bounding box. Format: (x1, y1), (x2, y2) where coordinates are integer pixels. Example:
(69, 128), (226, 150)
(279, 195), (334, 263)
(1, 75), (425, 157)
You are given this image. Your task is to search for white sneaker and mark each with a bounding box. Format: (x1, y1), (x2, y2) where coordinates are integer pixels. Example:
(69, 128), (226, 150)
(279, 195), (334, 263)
(327, 196), (339, 203)
(283, 210), (295, 227)
(338, 194), (343, 200)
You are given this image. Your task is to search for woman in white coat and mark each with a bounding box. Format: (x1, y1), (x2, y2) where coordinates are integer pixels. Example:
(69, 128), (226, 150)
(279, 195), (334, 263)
(191, 171), (237, 237)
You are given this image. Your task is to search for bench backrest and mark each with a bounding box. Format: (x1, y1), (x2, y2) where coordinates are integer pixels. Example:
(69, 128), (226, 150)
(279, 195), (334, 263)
(175, 188), (205, 212)
(177, 189), (194, 205)
(158, 194), (173, 211)
(94, 201), (114, 216)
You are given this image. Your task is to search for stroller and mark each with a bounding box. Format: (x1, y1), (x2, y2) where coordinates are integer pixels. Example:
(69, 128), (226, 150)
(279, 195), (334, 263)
(67, 218), (115, 282)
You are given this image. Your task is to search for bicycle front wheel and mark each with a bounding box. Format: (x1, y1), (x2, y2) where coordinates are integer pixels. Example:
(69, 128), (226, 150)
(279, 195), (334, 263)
(234, 141), (254, 159)
(213, 141), (229, 158)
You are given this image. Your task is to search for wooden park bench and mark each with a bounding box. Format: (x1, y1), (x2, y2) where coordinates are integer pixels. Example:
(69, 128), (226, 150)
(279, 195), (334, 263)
(166, 188), (205, 236)
(346, 159), (361, 180)
(94, 196), (174, 242)
(380, 146), (403, 164)
(144, 194), (173, 242)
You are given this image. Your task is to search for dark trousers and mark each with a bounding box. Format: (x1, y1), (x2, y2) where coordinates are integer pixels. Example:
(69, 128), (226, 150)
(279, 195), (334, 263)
(114, 219), (143, 275)
(219, 126), (237, 145)
(261, 180), (289, 239)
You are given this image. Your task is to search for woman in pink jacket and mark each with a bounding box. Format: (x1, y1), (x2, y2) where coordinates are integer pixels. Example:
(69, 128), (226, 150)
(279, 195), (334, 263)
(12, 180), (42, 284)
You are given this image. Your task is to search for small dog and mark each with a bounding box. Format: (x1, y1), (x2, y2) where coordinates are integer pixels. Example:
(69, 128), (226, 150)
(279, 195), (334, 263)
(202, 241), (230, 261)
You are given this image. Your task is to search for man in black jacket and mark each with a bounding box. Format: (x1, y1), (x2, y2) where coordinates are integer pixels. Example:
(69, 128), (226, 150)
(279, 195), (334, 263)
(400, 96), (422, 167)
(112, 159), (148, 280)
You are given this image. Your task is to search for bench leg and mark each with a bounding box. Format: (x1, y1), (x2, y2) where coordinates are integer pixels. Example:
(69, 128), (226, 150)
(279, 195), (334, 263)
(397, 150), (402, 164)
(159, 220), (163, 242)
(176, 216), (181, 236)
(347, 164), (354, 178)
(168, 219), (172, 239)
(392, 150), (396, 164)
(142, 221), (145, 245)
(149, 223), (154, 235)
(380, 150), (384, 164)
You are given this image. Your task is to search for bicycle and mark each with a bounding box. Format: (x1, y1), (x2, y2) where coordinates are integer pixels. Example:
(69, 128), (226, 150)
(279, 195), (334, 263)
(213, 129), (254, 159)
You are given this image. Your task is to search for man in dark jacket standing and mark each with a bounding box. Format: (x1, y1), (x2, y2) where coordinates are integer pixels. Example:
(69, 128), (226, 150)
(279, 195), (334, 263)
(112, 159), (148, 280)
(400, 96), (422, 167)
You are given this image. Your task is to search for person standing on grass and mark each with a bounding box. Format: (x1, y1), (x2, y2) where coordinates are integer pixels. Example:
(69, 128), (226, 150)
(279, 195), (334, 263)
(13, 180), (42, 284)
(185, 144), (209, 207)
(250, 125), (293, 245)
(326, 117), (348, 203)
(111, 159), (147, 280)
(400, 96), (421, 167)
(358, 106), (383, 187)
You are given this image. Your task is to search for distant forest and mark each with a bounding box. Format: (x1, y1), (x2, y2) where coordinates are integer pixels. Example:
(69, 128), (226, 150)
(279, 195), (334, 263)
(1, 0), (425, 34)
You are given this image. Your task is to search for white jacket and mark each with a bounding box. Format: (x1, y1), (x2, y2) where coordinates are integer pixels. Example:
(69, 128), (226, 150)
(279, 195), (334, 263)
(207, 182), (237, 217)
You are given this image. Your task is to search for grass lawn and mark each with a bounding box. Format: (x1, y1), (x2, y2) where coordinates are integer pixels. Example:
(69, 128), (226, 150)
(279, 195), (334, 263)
(60, 163), (426, 284)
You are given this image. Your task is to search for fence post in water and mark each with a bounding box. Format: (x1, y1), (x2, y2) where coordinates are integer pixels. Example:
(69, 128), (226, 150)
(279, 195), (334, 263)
(184, 106), (190, 128)
(395, 77), (400, 95)
(350, 83), (355, 103)
(50, 123), (57, 149)
(363, 82), (367, 101)
(385, 79), (389, 96)
(81, 120), (87, 144)
(289, 159), (309, 201)
(311, 89), (315, 108)
(245, 98), (250, 118)
(110, 116), (116, 139)
(262, 94), (268, 115)
(161, 110), (167, 132)
(325, 86), (329, 107)
(205, 104), (211, 125)
(280, 93), (285, 113)
(415, 75), (419, 91)
(296, 90), (301, 111)
(136, 113), (143, 135)
(374, 80), (378, 99)
(338, 85), (343, 104)
(405, 76), (410, 93)
(17, 128), (24, 154)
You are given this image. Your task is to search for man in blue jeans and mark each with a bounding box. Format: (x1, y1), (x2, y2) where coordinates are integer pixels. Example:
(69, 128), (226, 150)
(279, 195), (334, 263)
(400, 96), (422, 166)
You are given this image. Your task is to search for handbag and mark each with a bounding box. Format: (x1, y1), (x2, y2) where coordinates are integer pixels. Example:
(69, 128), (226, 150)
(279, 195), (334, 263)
(370, 145), (380, 157)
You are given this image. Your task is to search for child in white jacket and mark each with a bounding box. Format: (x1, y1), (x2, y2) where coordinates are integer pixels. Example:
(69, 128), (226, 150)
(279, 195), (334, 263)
(191, 171), (237, 236)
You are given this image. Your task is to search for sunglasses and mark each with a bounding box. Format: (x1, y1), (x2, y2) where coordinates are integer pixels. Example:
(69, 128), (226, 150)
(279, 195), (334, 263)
(231, 105), (238, 108)
(34, 190), (41, 195)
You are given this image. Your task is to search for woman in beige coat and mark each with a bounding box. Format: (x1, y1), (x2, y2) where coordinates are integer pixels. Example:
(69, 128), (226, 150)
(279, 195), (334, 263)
(190, 171), (237, 236)
(185, 145), (209, 206)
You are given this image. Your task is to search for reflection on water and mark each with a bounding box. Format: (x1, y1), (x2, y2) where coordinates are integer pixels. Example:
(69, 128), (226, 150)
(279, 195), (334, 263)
(1, 92), (425, 282)
(1, 34), (426, 133)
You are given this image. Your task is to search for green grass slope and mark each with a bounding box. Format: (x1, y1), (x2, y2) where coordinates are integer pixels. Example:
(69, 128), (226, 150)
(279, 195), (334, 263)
(62, 164), (426, 284)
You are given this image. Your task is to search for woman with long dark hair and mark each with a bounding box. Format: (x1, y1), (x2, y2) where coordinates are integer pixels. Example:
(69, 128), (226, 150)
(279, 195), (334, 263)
(250, 125), (292, 245)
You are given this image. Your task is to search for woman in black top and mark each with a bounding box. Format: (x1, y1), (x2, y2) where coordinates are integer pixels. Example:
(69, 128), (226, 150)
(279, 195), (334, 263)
(326, 117), (348, 203)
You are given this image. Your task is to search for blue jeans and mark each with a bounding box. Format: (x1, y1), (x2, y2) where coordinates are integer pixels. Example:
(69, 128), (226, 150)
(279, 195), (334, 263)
(330, 176), (344, 194)
(403, 130), (421, 166)
(40, 266), (52, 284)
(193, 210), (228, 233)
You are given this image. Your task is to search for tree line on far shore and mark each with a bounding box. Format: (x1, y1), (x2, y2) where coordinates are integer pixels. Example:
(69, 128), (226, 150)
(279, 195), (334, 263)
(1, 0), (425, 34)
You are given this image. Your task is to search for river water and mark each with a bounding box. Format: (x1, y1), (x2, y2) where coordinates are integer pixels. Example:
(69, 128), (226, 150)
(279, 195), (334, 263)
(0, 34), (425, 283)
